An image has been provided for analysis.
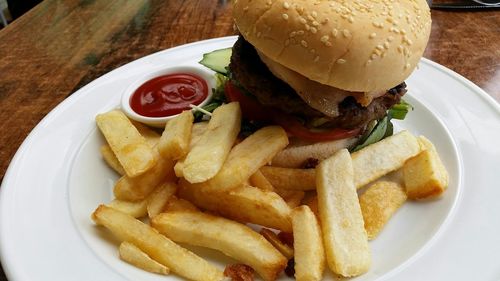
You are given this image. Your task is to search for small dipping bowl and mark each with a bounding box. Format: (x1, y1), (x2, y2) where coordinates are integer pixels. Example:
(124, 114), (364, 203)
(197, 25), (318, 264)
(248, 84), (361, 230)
(121, 65), (215, 127)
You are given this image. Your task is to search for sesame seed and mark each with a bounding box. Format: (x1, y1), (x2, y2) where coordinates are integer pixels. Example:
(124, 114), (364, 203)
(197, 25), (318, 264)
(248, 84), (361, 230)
(332, 28), (338, 37)
(369, 33), (377, 39)
(370, 53), (377, 59)
(383, 42), (390, 49)
(325, 42), (332, 47)
(366, 59), (372, 66)
(405, 63), (411, 69)
(376, 45), (384, 50)
(312, 21), (320, 26)
(397, 46), (403, 53)
(388, 36), (394, 42)
(283, 2), (290, 9)
(348, 16), (354, 23)
(243, 6), (249, 11)
(321, 35), (329, 42)
(314, 56), (320, 62)
(297, 30), (305, 35)
(342, 29), (351, 38)
(312, 11), (318, 18)
(400, 29), (407, 35)
(310, 27), (317, 34)
(336, 58), (346, 64)
(290, 31), (297, 37)
(307, 15), (315, 21)
(310, 48), (316, 54)
(305, 25), (310, 31)
(301, 40), (308, 47)
(322, 18), (329, 24)
(282, 13), (289, 20)
(299, 17), (307, 24)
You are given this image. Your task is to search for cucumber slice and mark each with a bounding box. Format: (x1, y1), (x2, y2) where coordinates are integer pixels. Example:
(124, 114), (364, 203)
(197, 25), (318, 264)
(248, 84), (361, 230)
(199, 48), (232, 75)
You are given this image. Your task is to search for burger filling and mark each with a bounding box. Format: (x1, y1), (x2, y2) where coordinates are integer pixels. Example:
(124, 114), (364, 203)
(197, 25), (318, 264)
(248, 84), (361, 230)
(228, 36), (406, 131)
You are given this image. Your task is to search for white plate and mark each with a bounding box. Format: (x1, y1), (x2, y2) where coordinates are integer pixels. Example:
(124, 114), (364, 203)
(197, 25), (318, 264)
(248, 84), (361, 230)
(1, 36), (499, 281)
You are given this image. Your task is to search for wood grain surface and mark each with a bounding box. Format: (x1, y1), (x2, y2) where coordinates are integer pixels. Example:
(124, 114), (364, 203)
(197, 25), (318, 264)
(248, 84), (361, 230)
(0, 0), (498, 280)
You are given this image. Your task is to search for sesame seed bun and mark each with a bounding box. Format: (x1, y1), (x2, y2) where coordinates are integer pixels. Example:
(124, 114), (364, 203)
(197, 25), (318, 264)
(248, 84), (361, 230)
(233, 0), (431, 92)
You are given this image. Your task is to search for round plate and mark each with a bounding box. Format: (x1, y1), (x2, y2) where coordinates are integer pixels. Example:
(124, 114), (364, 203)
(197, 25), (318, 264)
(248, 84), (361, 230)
(1, 36), (499, 281)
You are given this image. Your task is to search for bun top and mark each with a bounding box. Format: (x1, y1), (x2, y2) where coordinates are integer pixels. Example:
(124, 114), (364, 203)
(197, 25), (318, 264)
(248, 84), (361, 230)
(233, 0), (431, 92)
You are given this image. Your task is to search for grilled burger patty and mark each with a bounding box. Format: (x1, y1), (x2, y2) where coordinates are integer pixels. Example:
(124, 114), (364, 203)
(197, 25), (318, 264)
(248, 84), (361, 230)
(229, 36), (406, 129)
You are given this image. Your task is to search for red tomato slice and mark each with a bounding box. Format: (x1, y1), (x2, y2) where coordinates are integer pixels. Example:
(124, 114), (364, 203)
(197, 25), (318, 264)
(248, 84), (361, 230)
(225, 81), (359, 141)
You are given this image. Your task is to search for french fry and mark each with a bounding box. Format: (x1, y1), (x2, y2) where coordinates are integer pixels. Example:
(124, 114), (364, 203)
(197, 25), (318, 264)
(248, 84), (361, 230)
(101, 145), (126, 175)
(158, 110), (194, 160)
(304, 195), (319, 219)
(271, 137), (358, 168)
(360, 181), (407, 240)
(163, 196), (199, 213)
(119, 242), (169, 275)
(352, 130), (421, 189)
(92, 205), (223, 281)
(198, 126), (289, 192)
(96, 110), (157, 177)
(260, 166), (316, 191)
(259, 228), (294, 259)
(316, 149), (370, 277)
(292, 205), (325, 281)
(179, 180), (292, 232)
(107, 199), (148, 218)
(249, 170), (275, 191)
(174, 122), (209, 178)
(274, 188), (305, 208)
(403, 136), (449, 199)
(182, 102), (242, 183)
(152, 211), (287, 281)
(114, 155), (176, 201)
(131, 121), (161, 147)
(147, 182), (177, 218)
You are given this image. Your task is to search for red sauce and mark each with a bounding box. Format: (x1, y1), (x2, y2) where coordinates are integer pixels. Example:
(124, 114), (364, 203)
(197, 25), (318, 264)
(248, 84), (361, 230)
(130, 73), (208, 117)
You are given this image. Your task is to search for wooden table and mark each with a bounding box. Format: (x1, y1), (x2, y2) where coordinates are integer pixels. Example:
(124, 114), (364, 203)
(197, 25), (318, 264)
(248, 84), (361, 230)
(0, 0), (498, 279)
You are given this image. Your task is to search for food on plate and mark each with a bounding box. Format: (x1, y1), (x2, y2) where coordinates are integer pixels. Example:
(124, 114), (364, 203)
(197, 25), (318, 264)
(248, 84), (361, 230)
(260, 166), (316, 191)
(173, 121), (208, 177)
(179, 180), (293, 232)
(162, 195), (199, 213)
(260, 228), (294, 259)
(118, 241), (170, 275)
(96, 110), (157, 177)
(100, 145), (126, 175)
(249, 170), (276, 191)
(274, 188), (305, 208)
(92, 205), (224, 281)
(359, 181), (407, 240)
(352, 130), (421, 188)
(146, 182), (177, 218)
(113, 155), (176, 201)
(152, 211), (287, 281)
(226, 0), (430, 145)
(181, 102), (241, 183)
(316, 149), (370, 277)
(158, 110), (194, 160)
(403, 136), (449, 199)
(291, 205), (325, 281)
(187, 126), (288, 192)
(107, 198), (148, 218)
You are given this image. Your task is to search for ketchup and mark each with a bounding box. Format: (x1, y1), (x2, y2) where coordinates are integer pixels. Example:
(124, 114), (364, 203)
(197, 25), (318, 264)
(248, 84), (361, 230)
(130, 73), (208, 117)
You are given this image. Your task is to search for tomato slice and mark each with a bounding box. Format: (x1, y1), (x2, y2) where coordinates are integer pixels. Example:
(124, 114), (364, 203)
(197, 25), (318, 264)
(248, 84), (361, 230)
(225, 81), (359, 141)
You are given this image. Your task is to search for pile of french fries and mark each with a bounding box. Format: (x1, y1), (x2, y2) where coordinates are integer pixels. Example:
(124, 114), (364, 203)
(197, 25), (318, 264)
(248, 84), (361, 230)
(92, 102), (449, 280)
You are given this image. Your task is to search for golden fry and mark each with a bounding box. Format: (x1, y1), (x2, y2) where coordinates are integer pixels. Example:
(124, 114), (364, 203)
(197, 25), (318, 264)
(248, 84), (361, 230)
(249, 170), (275, 191)
(96, 110), (157, 177)
(182, 102), (241, 183)
(119, 242), (169, 275)
(158, 110), (194, 160)
(259, 228), (294, 259)
(352, 130), (421, 188)
(147, 182), (177, 218)
(100, 145), (125, 176)
(174, 122), (208, 178)
(92, 205), (223, 281)
(360, 181), (407, 239)
(403, 136), (449, 199)
(260, 166), (316, 191)
(152, 211), (287, 281)
(292, 206), (325, 281)
(316, 149), (370, 277)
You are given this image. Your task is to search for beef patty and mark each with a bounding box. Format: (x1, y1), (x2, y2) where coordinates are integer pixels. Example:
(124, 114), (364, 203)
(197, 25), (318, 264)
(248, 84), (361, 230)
(229, 36), (406, 129)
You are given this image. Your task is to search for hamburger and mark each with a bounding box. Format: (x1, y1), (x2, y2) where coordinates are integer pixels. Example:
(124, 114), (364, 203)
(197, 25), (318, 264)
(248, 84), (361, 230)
(225, 0), (431, 145)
